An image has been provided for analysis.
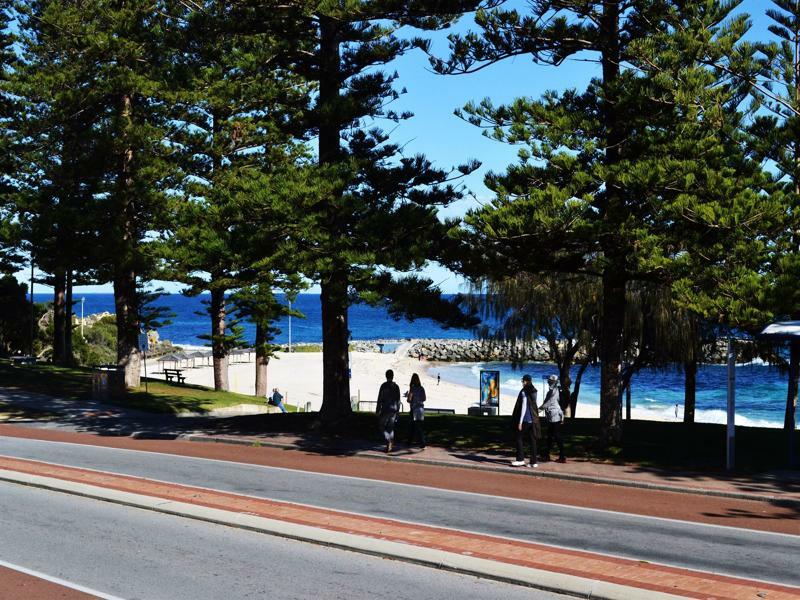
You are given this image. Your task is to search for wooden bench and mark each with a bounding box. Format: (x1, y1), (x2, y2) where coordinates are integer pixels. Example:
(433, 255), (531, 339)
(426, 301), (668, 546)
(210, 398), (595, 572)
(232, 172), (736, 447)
(163, 368), (186, 384)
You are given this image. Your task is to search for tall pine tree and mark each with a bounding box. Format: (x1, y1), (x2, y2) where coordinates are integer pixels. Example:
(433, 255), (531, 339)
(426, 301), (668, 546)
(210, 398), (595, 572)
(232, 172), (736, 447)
(439, 1), (778, 443)
(13, 0), (112, 364)
(751, 0), (800, 435)
(236, 0), (484, 422)
(0, 0), (22, 275)
(160, 2), (310, 391)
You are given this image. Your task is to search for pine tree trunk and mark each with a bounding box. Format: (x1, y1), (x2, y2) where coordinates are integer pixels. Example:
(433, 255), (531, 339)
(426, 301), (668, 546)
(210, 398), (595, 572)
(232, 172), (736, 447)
(317, 16), (351, 422)
(65, 272), (74, 364)
(114, 92), (140, 388)
(254, 322), (269, 398)
(598, 1), (624, 446)
(569, 360), (590, 419)
(210, 288), (229, 392)
(684, 358), (697, 424)
(558, 363), (572, 412)
(625, 384), (632, 421)
(320, 276), (351, 421)
(52, 269), (66, 364)
(114, 268), (140, 388)
(599, 270), (625, 445)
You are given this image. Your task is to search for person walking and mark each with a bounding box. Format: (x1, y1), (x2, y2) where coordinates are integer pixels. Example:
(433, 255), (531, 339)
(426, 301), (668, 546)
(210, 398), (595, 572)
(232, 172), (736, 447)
(511, 374), (540, 467)
(540, 375), (566, 463)
(270, 388), (288, 413)
(406, 373), (426, 448)
(376, 369), (401, 453)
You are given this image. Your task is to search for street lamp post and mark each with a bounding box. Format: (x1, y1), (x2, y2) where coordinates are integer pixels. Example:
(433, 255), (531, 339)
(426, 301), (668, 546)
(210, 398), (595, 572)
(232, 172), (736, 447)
(81, 297), (85, 339)
(29, 261), (34, 357)
(288, 299), (292, 353)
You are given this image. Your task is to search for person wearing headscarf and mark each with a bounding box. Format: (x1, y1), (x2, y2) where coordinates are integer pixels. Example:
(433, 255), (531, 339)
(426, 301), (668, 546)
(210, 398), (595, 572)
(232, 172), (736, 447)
(540, 374), (566, 463)
(406, 373), (426, 449)
(511, 374), (540, 467)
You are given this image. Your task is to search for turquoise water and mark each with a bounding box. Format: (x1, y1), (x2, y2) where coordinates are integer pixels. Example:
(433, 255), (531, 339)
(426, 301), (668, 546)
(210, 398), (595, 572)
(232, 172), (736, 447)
(437, 362), (790, 428)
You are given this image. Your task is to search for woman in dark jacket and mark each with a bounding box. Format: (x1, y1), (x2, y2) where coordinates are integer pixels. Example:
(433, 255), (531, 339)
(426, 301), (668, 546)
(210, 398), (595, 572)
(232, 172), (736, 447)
(407, 373), (426, 448)
(511, 374), (540, 467)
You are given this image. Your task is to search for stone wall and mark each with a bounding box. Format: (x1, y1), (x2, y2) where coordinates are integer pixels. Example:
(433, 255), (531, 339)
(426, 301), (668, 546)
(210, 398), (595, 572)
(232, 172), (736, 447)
(406, 339), (553, 362)
(403, 337), (750, 364)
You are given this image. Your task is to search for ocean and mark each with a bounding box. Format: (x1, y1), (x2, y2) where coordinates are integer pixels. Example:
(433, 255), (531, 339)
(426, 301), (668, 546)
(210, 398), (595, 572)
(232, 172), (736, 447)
(48, 293), (471, 345)
(39, 293), (792, 428)
(437, 362), (789, 429)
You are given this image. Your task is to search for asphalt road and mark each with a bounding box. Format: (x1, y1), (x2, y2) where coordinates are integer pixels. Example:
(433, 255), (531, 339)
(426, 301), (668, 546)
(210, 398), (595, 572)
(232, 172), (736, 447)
(0, 482), (568, 600)
(0, 436), (797, 586)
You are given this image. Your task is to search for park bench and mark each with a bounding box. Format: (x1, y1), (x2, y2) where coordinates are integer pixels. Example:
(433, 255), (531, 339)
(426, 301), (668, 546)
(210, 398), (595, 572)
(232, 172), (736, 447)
(357, 400), (406, 413)
(163, 368), (186, 384)
(10, 356), (36, 366)
(423, 407), (455, 415)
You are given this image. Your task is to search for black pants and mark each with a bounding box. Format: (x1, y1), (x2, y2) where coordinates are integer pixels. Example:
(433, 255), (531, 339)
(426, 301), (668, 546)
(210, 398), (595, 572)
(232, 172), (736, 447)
(544, 421), (565, 459)
(515, 422), (538, 462)
(408, 418), (426, 447)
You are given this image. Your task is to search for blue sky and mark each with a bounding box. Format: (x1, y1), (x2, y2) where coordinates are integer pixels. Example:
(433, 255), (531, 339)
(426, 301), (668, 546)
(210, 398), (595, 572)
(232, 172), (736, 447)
(19, 0), (772, 295)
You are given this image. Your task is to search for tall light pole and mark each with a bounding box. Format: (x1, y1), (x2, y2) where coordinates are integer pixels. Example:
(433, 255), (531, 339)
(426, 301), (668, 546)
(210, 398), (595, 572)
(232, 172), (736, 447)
(81, 297), (85, 339)
(29, 261), (34, 357)
(288, 299), (292, 353)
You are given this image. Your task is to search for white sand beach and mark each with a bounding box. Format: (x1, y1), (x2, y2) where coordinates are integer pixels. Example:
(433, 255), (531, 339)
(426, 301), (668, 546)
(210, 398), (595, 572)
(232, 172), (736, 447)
(146, 343), (611, 418)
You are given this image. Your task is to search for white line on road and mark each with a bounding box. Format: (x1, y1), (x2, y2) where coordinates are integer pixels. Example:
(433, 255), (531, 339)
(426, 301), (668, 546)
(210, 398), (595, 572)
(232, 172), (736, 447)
(0, 471), (795, 592)
(0, 557), (126, 600)
(1, 435), (798, 541)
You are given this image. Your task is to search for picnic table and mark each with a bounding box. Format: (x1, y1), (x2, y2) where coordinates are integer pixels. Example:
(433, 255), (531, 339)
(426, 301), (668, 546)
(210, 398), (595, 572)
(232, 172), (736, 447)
(163, 368), (186, 384)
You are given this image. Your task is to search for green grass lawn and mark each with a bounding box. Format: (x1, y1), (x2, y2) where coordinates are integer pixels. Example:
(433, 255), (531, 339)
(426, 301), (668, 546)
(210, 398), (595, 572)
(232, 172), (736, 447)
(385, 413), (799, 471)
(0, 359), (293, 415)
(0, 360), (795, 471)
(215, 409), (799, 472)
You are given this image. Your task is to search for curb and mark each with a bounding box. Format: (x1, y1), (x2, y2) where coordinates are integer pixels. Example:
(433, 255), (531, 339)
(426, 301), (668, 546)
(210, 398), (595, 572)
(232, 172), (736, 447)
(0, 468), (684, 600)
(178, 434), (800, 507)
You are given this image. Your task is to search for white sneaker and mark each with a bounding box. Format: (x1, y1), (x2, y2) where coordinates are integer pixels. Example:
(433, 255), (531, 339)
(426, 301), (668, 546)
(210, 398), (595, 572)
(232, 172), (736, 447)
(530, 463), (539, 468)
(511, 460), (525, 467)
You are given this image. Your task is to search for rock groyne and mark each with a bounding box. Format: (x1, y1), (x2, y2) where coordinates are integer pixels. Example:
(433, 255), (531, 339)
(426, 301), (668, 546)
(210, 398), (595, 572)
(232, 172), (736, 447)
(401, 338), (744, 364)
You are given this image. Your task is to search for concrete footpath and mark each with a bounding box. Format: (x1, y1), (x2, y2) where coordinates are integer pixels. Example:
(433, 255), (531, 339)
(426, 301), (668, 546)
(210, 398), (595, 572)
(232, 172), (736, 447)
(177, 431), (800, 505)
(0, 454), (797, 600)
(2, 385), (797, 505)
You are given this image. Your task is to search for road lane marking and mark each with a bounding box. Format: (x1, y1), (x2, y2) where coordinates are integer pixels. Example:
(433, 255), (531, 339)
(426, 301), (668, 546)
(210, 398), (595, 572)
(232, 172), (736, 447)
(0, 467), (797, 591)
(0, 435), (797, 541)
(0, 558), (126, 600)
(0, 472), (796, 597)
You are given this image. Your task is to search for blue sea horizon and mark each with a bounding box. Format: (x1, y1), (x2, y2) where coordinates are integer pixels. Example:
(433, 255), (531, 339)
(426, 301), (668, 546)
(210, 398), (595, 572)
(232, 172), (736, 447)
(36, 292), (790, 428)
(40, 292), (474, 346)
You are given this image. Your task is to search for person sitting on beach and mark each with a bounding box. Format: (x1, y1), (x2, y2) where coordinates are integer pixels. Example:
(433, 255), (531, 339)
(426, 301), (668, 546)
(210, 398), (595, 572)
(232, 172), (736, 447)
(539, 375), (566, 463)
(406, 373), (427, 449)
(270, 388), (288, 413)
(511, 374), (540, 467)
(376, 369), (401, 453)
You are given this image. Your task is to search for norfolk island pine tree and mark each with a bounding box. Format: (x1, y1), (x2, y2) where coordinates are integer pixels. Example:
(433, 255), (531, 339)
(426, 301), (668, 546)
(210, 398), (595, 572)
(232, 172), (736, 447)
(229, 0), (487, 423)
(433, 1), (783, 445)
(156, 2), (311, 391)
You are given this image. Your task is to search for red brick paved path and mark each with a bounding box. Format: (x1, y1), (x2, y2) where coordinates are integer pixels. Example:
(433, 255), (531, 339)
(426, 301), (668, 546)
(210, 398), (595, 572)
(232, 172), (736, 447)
(0, 425), (796, 535)
(0, 455), (797, 600)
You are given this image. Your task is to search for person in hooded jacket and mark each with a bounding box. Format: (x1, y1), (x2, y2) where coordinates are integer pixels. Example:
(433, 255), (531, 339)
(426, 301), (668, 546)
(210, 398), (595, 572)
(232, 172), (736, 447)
(406, 373), (426, 448)
(511, 374), (541, 467)
(540, 374), (566, 463)
(376, 369), (401, 453)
